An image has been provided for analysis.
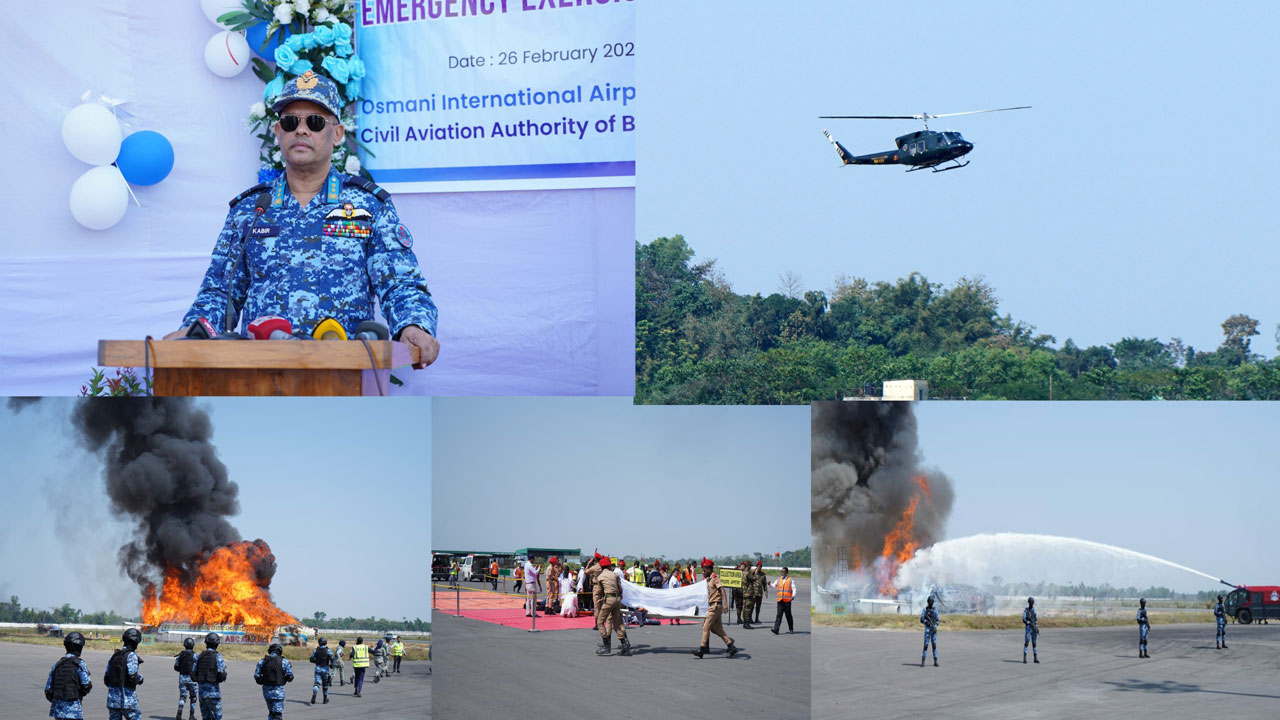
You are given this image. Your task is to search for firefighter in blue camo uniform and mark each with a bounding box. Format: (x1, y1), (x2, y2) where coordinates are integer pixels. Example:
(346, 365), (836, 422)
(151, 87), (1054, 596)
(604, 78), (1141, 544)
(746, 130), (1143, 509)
(173, 637), (199, 720)
(331, 639), (346, 686)
(920, 595), (939, 667)
(168, 70), (439, 369)
(193, 633), (228, 720)
(1022, 597), (1039, 663)
(1136, 598), (1151, 658)
(105, 628), (145, 720)
(1215, 594), (1228, 649)
(309, 637), (333, 704)
(45, 631), (92, 720)
(254, 642), (294, 720)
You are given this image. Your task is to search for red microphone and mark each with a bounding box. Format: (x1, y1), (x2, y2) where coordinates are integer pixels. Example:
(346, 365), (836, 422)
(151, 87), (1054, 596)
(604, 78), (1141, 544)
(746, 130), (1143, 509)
(247, 316), (294, 340)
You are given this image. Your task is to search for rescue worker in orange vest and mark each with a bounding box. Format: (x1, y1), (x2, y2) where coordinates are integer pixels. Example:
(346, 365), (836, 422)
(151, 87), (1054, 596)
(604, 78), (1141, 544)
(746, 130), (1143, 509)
(693, 557), (739, 658)
(489, 559), (499, 591)
(771, 567), (795, 634)
(348, 638), (370, 698)
(595, 556), (631, 656)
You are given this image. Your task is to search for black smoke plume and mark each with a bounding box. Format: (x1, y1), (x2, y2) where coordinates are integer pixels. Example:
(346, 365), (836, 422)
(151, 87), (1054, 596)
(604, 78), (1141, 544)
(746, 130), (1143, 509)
(811, 402), (955, 593)
(70, 399), (255, 591)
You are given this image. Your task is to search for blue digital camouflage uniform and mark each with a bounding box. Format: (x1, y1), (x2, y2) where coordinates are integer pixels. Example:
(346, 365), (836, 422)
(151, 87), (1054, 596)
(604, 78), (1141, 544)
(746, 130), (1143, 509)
(105, 650), (141, 720)
(309, 647), (331, 700)
(181, 168), (438, 340)
(1215, 600), (1227, 647)
(45, 653), (91, 720)
(197, 652), (227, 720)
(1023, 606), (1038, 657)
(920, 605), (939, 661)
(174, 653), (198, 715)
(253, 655), (294, 720)
(1137, 607), (1150, 654)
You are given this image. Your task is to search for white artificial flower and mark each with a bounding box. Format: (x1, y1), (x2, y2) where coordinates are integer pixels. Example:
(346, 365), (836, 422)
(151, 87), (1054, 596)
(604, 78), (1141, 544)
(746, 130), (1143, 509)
(272, 149), (282, 163)
(342, 118), (355, 132)
(344, 155), (361, 174)
(312, 7), (332, 23)
(295, 0), (311, 14)
(273, 3), (294, 25)
(249, 101), (266, 120)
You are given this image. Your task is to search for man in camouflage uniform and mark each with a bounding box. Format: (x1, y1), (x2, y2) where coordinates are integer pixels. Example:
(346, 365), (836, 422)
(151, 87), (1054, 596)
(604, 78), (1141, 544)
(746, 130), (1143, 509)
(1214, 594), (1228, 649)
(693, 558), (739, 658)
(330, 640), (346, 686)
(731, 562), (747, 624)
(105, 628), (145, 720)
(753, 561), (767, 623)
(595, 556), (632, 656)
(194, 633), (228, 720)
(309, 637), (333, 704)
(920, 596), (940, 667)
(742, 562), (763, 629)
(253, 643), (294, 720)
(45, 631), (92, 720)
(173, 637), (199, 720)
(165, 71), (439, 369)
(1022, 597), (1039, 663)
(1137, 598), (1151, 658)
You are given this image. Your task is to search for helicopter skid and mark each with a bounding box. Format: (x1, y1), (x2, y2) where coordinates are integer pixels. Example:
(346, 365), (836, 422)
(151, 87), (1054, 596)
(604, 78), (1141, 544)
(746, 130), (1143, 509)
(931, 160), (970, 173)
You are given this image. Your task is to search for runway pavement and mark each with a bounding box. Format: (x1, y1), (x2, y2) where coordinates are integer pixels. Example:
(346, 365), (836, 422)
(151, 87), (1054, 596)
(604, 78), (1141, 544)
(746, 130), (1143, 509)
(434, 577), (811, 720)
(0, 642), (431, 719)
(814, 620), (1280, 720)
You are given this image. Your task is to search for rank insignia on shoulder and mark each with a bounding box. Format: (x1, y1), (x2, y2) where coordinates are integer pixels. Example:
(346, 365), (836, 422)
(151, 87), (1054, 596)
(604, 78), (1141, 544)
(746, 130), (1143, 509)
(394, 223), (413, 249)
(324, 203), (373, 221)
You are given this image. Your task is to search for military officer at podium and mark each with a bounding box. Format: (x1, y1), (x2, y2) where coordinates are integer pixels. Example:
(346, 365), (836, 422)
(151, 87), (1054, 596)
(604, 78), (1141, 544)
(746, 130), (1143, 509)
(164, 70), (439, 369)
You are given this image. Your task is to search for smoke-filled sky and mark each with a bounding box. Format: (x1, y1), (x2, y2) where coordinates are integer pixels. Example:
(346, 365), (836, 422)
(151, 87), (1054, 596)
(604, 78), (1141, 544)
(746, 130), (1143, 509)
(908, 402), (1277, 592)
(0, 398), (429, 622)
(433, 397), (809, 559)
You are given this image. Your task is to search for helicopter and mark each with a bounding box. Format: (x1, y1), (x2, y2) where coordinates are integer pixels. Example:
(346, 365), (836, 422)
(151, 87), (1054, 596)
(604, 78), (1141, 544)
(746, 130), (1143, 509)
(819, 106), (1029, 172)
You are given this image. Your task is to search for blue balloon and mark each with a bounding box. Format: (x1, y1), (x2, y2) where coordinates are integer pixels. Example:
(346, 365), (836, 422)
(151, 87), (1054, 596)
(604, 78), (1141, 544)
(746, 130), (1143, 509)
(115, 130), (174, 186)
(246, 22), (287, 60)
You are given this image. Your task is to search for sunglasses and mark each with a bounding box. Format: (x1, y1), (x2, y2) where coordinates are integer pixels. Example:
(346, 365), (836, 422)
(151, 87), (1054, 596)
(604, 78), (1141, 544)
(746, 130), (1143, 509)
(279, 114), (340, 132)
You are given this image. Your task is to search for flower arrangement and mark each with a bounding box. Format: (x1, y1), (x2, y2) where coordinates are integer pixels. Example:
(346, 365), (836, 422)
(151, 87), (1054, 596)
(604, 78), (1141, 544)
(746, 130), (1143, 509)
(217, 1), (371, 182)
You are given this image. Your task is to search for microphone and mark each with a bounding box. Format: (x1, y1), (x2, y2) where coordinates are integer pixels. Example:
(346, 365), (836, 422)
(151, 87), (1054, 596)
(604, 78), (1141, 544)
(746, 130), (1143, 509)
(312, 317), (347, 340)
(179, 317), (219, 340)
(224, 193), (272, 336)
(354, 320), (390, 341)
(247, 316), (295, 340)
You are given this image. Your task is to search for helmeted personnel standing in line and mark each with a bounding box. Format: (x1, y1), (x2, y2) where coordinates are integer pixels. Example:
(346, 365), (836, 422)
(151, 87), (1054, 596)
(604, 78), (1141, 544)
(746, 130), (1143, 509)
(770, 567), (795, 634)
(693, 557), (740, 659)
(45, 631), (92, 720)
(1022, 597), (1039, 663)
(391, 636), (405, 673)
(595, 556), (632, 656)
(1137, 598), (1151, 658)
(194, 633), (228, 720)
(349, 637), (370, 698)
(105, 628), (145, 720)
(173, 637), (199, 720)
(1214, 595), (1229, 649)
(331, 640), (346, 686)
(309, 637), (333, 704)
(920, 595), (940, 667)
(253, 643), (294, 720)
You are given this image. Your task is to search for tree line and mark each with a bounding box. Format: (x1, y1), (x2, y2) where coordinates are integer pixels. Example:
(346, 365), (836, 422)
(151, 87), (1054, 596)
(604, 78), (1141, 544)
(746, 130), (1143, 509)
(637, 235), (1280, 402)
(0, 596), (134, 625)
(298, 612), (430, 632)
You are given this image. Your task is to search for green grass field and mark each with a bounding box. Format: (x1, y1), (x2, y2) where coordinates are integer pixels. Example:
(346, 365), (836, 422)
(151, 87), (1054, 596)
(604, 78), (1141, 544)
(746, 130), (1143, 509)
(814, 611), (1215, 631)
(0, 628), (430, 662)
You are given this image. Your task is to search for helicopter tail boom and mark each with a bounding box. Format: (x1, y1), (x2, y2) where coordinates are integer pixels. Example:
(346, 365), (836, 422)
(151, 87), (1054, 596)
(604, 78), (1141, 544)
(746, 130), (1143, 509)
(823, 129), (898, 167)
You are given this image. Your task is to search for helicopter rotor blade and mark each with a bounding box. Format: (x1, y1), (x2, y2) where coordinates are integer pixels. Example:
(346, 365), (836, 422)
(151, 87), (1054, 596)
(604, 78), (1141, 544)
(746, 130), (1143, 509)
(818, 115), (921, 120)
(926, 106), (1031, 119)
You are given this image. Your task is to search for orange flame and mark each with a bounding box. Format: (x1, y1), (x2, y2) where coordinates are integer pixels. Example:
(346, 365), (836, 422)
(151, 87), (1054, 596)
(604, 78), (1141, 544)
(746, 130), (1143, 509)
(875, 475), (931, 595)
(850, 544), (862, 571)
(142, 541), (296, 635)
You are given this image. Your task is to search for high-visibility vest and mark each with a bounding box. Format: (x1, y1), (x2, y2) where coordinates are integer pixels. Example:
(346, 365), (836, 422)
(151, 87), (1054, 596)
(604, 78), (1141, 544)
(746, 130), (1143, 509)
(392, 642), (404, 657)
(490, 562), (498, 577)
(777, 577), (795, 602)
(351, 644), (370, 668)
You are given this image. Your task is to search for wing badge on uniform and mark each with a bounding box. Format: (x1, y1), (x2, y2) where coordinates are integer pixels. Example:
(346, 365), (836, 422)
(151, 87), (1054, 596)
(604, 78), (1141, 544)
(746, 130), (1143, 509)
(322, 202), (374, 239)
(325, 203), (374, 221)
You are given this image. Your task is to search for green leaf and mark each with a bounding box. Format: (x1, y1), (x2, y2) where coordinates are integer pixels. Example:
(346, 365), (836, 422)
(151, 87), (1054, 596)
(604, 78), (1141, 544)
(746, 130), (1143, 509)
(252, 57), (275, 83)
(389, 375), (404, 387)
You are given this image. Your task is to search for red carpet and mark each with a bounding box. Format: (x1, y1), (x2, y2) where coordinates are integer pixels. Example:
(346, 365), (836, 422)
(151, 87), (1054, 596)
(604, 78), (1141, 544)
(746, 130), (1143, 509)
(455, 607), (598, 631)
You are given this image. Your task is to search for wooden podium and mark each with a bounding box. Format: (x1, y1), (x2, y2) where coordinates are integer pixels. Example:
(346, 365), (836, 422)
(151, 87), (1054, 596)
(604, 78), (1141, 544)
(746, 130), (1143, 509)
(98, 339), (422, 396)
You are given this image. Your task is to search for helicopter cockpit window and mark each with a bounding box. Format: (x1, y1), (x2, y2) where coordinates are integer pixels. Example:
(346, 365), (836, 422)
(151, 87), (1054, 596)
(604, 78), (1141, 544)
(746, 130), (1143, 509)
(938, 135), (949, 146)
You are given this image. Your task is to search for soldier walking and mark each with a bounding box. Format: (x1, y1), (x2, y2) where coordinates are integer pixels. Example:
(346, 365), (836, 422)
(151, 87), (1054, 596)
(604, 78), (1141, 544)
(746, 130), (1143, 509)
(1214, 595), (1228, 649)
(1022, 597), (1039, 663)
(193, 633), (227, 720)
(693, 557), (740, 659)
(920, 596), (939, 667)
(173, 637), (199, 720)
(45, 631), (92, 720)
(105, 628), (145, 720)
(309, 638), (333, 704)
(253, 643), (294, 720)
(595, 555), (631, 656)
(1137, 598), (1151, 658)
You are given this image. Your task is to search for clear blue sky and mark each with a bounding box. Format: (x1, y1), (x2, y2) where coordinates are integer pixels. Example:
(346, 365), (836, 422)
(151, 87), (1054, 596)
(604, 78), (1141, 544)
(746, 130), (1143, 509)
(638, 1), (1279, 357)
(912, 402), (1277, 590)
(0, 399), (430, 622)
(433, 397), (809, 559)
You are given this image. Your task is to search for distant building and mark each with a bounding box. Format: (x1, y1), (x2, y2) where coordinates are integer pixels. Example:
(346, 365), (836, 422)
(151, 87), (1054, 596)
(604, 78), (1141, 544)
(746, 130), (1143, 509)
(882, 379), (928, 401)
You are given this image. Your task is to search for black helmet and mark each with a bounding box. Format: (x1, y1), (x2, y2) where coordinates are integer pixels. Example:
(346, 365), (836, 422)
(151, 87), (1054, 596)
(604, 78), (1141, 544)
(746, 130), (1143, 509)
(183, 637), (195, 650)
(926, 596), (934, 605)
(1217, 594), (1224, 602)
(318, 638), (328, 646)
(1028, 597), (1035, 606)
(268, 643), (283, 656)
(205, 632), (221, 649)
(63, 631), (86, 656)
(122, 628), (142, 649)
(338, 640), (346, 647)
(1139, 598), (1146, 606)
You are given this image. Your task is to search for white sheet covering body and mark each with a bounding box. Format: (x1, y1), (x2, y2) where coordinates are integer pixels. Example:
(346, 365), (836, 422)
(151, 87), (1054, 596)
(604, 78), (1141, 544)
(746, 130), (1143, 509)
(620, 579), (710, 618)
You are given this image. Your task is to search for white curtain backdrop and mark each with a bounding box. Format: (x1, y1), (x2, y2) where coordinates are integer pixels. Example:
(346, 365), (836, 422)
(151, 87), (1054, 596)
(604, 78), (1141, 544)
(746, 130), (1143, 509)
(0, 1), (634, 396)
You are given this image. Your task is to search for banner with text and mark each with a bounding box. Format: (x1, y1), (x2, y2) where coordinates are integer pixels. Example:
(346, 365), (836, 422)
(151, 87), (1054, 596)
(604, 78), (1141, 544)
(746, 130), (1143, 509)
(357, 0), (636, 193)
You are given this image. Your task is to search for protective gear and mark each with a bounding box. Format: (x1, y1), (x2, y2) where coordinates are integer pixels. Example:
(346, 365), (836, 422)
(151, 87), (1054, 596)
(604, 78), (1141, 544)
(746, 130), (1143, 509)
(597, 636), (611, 656)
(692, 644), (708, 658)
(619, 637), (632, 656)
(727, 641), (740, 658)
(258, 655), (286, 685)
(49, 656), (89, 701)
(183, 637), (195, 650)
(927, 596), (935, 605)
(175, 649), (196, 676)
(195, 649), (225, 684)
(204, 632), (221, 649)
(63, 631), (86, 656)
(318, 637), (328, 647)
(106, 649), (139, 689)
(122, 627), (142, 650)
(313, 646), (331, 667)
(1028, 597), (1035, 606)
(351, 643), (370, 668)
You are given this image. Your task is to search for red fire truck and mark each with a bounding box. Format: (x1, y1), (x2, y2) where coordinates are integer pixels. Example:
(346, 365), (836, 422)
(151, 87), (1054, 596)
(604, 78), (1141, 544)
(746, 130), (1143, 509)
(1223, 585), (1280, 624)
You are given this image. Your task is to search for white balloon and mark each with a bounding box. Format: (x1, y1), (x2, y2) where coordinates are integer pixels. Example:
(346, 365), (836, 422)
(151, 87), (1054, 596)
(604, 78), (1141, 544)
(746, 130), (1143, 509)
(204, 31), (251, 78)
(201, 0), (244, 28)
(61, 103), (122, 166)
(69, 165), (130, 230)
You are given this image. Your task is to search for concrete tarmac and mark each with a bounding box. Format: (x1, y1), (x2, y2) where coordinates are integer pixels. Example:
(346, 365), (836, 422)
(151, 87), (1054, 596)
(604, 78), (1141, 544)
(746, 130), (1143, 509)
(434, 578), (811, 720)
(814, 621), (1280, 720)
(0, 642), (430, 719)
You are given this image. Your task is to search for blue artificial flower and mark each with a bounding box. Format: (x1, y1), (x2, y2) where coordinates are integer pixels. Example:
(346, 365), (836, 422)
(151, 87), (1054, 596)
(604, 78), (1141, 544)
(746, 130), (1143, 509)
(348, 56), (366, 81)
(345, 79), (361, 102)
(321, 55), (351, 84)
(274, 45), (299, 69)
(289, 59), (313, 76)
(264, 74), (285, 102)
(334, 40), (353, 58)
(257, 166), (283, 183)
(300, 32), (320, 50)
(284, 34), (304, 52)
(333, 23), (353, 44)
(314, 25), (335, 47)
